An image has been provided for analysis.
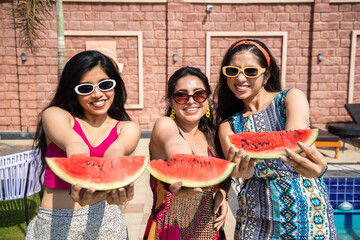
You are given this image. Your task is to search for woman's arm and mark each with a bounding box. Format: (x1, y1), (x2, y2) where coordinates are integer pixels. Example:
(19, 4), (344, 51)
(71, 120), (141, 206)
(42, 106), (89, 157)
(150, 116), (193, 160)
(104, 121), (141, 157)
(284, 88), (310, 130)
(280, 88), (327, 178)
(43, 107), (110, 206)
(150, 117), (203, 198)
(218, 121), (255, 179)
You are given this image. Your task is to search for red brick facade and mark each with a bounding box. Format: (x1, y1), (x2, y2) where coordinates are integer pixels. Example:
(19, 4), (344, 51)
(0, 0), (359, 132)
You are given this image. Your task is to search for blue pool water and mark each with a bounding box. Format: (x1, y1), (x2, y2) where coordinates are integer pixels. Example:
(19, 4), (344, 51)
(324, 177), (360, 239)
(334, 210), (360, 237)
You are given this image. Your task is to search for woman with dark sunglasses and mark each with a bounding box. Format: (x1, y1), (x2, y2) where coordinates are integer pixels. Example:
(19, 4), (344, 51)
(26, 50), (140, 239)
(215, 39), (337, 239)
(144, 66), (228, 240)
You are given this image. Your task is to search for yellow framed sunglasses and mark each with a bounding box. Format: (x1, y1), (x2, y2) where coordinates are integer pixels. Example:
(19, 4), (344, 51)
(222, 66), (266, 78)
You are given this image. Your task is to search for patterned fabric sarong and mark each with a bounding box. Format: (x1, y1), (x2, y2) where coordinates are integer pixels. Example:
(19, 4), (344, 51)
(26, 200), (128, 240)
(229, 89), (337, 240)
(144, 147), (226, 240)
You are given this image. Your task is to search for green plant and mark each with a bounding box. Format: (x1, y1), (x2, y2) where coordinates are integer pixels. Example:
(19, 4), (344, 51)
(0, 193), (41, 239)
(12, 0), (52, 55)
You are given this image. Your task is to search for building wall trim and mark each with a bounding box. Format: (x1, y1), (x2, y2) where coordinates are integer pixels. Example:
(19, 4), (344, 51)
(349, 30), (360, 104)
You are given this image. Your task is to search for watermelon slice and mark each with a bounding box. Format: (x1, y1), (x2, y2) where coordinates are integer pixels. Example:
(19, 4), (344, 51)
(46, 154), (149, 190)
(147, 153), (235, 188)
(226, 128), (319, 159)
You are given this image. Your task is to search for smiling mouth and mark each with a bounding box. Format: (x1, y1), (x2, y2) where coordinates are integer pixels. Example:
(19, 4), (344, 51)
(91, 100), (106, 106)
(183, 107), (200, 113)
(235, 84), (250, 90)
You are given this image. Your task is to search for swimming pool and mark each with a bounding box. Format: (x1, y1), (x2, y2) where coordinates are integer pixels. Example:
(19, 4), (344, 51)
(324, 176), (360, 239)
(333, 209), (360, 239)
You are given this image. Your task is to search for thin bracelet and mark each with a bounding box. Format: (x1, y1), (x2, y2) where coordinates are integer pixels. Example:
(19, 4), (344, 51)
(317, 165), (328, 178)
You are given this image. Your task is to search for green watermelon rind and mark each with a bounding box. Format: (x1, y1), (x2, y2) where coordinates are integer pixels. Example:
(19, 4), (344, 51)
(225, 128), (319, 159)
(46, 155), (149, 190)
(147, 156), (236, 188)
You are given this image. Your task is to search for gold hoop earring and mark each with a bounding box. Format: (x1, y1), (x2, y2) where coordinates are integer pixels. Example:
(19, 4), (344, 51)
(170, 109), (176, 119)
(206, 105), (210, 118)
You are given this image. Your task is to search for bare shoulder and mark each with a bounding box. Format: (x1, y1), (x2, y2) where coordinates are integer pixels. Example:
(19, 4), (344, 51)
(286, 88), (307, 102)
(152, 116), (177, 132)
(42, 106), (71, 118)
(118, 120), (141, 135)
(42, 106), (73, 125)
(151, 117), (179, 144)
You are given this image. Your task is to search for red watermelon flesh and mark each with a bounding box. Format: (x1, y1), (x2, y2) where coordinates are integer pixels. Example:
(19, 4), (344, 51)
(226, 128), (319, 159)
(46, 154), (149, 190)
(147, 153), (235, 188)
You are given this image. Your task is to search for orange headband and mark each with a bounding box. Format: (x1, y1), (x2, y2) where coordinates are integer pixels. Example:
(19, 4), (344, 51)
(232, 40), (271, 67)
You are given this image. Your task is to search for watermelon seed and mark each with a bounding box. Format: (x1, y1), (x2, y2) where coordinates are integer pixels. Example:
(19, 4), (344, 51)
(87, 162), (90, 165)
(100, 167), (102, 170)
(92, 163), (95, 166)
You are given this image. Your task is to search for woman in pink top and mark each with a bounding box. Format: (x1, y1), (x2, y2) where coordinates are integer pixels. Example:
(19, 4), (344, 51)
(26, 50), (141, 240)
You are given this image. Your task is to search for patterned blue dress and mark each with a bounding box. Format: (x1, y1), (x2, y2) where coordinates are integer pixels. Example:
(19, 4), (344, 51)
(228, 89), (337, 240)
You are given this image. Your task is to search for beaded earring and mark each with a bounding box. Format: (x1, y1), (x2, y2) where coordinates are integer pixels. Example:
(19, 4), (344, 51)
(206, 105), (210, 118)
(170, 109), (176, 119)
(165, 99), (171, 115)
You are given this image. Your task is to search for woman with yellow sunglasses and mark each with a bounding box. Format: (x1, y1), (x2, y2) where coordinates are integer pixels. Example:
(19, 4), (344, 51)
(215, 39), (337, 240)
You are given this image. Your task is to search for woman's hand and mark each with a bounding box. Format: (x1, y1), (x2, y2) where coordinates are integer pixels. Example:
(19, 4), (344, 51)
(70, 183), (135, 206)
(106, 183), (134, 205)
(213, 189), (228, 231)
(227, 145), (255, 179)
(169, 181), (203, 198)
(279, 141), (327, 178)
(70, 184), (109, 206)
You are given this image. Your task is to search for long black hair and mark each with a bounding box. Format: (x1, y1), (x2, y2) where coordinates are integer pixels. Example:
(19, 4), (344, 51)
(214, 39), (282, 127)
(165, 66), (217, 152)
(33, 50), (130, 175)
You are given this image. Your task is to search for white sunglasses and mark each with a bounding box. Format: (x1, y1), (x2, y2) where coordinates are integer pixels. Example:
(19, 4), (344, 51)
(74, 79), (116, 95)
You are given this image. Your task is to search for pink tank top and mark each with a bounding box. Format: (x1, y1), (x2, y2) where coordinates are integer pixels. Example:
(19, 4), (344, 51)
(43, 117), (121, 189)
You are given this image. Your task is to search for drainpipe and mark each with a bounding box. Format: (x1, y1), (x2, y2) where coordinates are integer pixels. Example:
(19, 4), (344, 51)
(12, 0), (23, 132)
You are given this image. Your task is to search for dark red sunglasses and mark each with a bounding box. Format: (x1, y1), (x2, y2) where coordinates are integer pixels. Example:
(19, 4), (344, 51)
(172, 90), (209, 104)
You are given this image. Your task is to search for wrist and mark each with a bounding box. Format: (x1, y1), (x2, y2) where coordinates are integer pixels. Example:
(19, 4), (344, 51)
(317, 165), (328, 178)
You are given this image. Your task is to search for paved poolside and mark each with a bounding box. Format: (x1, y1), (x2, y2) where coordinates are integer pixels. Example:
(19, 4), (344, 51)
(0, 137), (359, 239)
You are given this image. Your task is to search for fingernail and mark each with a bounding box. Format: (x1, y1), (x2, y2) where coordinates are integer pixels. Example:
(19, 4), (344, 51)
(237, 149), (243, 155)
(177, 181), (183, 186)
(230, 144), (234, 150)
(297, 141), (304, 148)
(245, 155), (250, 161)
(279, 155), (287, 161)
(285, 148), (291, 155)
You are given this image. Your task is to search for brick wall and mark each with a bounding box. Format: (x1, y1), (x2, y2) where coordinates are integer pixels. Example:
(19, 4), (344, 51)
(0, 0), (359, 132)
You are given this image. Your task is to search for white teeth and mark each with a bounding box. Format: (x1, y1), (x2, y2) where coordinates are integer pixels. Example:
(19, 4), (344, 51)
(185, 108), (198, 112)
(92, 100), (105, 106)
(236, 85), (249, 90)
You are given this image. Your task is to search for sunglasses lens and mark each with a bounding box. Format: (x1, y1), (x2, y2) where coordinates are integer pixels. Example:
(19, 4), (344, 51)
(173, 92), (188, 104)
(225, 67), (239, 77)
(76, 84), (93, 94)
(193, 91), (208, 103)
(99, 80), (115, 91)
(244, 68), (259, 77)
